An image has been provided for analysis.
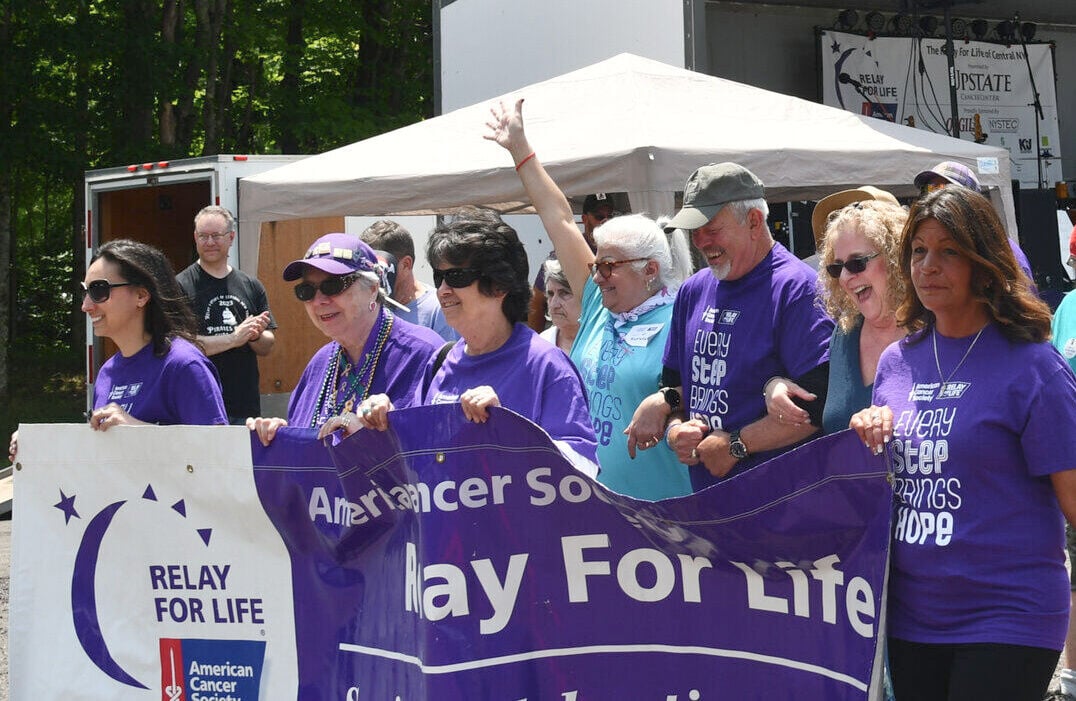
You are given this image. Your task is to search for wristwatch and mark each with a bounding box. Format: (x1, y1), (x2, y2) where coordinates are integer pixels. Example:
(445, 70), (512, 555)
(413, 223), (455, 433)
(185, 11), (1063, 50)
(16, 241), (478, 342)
(729, 430), (749, 460)
(660, 387), (681, 411)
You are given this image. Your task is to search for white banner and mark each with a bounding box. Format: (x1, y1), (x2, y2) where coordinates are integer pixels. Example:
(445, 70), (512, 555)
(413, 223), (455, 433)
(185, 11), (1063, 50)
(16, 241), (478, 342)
(9, 425), (298, 700)
(820, 29), (1062, 189)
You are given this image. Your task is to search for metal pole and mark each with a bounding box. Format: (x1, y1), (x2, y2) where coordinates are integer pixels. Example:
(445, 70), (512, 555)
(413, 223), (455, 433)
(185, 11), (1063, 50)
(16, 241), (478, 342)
(943, 2), (960, 138)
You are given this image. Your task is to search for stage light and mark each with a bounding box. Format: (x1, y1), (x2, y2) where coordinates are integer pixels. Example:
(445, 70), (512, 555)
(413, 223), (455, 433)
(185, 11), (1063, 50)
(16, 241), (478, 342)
(950, 17), (967, 39)
(865, 11), (886, 33)
(970, 19), (989, 40)
(1021, 22), (1037, 41)
(837, 9), (858, 30)
(995, 20), (1015, 42)
(890, 13), (913, 35)
(919, 16), (939, 36)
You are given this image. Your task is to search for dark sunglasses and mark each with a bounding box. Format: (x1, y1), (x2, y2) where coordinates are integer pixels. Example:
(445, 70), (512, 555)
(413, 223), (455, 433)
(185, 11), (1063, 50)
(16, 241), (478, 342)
(294, 274), (359, 301)
(433, 267), (482, 288)
(826, 253), (880, 279)
(587, 257), (646, 278)
(80, 279), (134, 303)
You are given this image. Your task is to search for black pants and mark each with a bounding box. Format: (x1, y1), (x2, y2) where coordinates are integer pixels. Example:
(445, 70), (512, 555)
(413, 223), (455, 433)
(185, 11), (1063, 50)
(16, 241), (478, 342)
(888, 638), (1059, 701)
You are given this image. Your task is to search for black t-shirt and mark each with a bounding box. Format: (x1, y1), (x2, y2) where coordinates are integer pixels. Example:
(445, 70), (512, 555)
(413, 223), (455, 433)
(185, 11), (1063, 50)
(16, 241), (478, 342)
(177, 263), (276, 421)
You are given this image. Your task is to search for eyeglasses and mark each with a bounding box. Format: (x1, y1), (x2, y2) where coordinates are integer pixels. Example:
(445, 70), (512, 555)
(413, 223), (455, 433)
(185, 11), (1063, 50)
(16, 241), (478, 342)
(195, 231), (231, 243)
(80, 279), (134, 303)
(825, 253), (880, 279)
(587, 257), (646, 278)
(294, 274), (359, 301)
(433, 267), (482, 288)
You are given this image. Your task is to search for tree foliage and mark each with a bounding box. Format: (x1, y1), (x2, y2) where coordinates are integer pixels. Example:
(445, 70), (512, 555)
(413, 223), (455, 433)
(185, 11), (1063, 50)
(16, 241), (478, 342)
(0, 0), (434, 400)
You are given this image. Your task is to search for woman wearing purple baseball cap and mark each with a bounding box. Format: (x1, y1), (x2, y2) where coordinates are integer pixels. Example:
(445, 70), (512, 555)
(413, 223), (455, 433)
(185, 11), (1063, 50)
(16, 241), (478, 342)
(246, 233), (442, 445)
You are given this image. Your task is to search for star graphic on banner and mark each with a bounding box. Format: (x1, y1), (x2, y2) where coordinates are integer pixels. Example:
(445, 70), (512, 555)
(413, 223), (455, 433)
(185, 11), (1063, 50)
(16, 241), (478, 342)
(831, 38), (841, 53)
(55, 489), (80, 523)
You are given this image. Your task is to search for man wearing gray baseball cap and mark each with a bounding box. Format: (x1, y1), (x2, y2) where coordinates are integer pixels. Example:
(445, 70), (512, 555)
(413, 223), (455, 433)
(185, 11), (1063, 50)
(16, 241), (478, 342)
(628, 162), (834, 491)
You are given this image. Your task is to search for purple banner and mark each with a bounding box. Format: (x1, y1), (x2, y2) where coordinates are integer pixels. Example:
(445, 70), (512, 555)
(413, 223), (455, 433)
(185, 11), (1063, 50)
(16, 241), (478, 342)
(252, 405), (891, 700)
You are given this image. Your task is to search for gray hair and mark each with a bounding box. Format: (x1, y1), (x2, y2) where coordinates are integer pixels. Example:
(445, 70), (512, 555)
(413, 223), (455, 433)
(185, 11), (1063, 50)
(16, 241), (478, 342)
(194, 205), (236, 233)
(594, 213), (688, 292)
(724, 198), (770, 226)
(543, 259), (571, 292)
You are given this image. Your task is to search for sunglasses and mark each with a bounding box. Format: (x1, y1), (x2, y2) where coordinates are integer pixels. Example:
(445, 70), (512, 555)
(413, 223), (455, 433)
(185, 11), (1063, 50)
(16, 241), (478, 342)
(433, 267), (482, 288)
(81, 279), (134, 303)
(294, 274), (359, 301)
(826, 253), (880, 279)
(587, 257), (646, 278)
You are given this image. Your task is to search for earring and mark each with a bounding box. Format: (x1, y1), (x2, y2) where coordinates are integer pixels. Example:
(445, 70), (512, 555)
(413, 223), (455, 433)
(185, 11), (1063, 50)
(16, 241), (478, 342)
(646, 278), (655, 292)
(369, 298), (377, 311)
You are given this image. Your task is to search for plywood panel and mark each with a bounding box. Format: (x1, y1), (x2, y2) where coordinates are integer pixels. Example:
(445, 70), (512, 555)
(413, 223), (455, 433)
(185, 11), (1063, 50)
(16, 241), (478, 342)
(256, 217), (346, 397)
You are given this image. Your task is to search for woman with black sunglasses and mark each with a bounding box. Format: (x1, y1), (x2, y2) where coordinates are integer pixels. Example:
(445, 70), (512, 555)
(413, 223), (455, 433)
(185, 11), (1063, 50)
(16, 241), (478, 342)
(246, 233), (442, 446)
(10, 239), (229, 461)
(763, 190), (908, 435)
(81, 240), (226, 428)
(355, 215), (599, 472)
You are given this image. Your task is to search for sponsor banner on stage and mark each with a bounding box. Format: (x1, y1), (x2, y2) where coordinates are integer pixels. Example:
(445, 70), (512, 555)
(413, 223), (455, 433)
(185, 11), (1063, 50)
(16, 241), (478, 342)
(820, 29), (1062, 188)
(12, 407), (891, 700)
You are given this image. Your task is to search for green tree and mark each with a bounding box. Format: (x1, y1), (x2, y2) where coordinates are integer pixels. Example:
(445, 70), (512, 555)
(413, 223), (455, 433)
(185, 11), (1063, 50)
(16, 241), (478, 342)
(1, 0), (433, 432)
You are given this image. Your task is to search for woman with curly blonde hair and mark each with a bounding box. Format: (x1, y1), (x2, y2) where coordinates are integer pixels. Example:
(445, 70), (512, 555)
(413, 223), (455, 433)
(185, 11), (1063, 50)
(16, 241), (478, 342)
(765, 190), (908, 434)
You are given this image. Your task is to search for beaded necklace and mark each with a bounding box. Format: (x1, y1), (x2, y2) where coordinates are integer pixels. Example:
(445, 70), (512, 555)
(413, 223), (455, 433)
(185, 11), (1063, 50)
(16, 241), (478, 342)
(310, 309), (395, 427)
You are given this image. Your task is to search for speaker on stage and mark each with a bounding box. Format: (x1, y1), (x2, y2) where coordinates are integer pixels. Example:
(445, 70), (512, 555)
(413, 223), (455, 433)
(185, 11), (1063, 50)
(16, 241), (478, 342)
(1015, 186), (1071, 303)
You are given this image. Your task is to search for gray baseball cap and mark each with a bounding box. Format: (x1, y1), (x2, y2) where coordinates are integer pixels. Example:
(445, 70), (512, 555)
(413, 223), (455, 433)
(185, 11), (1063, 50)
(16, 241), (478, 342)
(665, 162), (765, 231)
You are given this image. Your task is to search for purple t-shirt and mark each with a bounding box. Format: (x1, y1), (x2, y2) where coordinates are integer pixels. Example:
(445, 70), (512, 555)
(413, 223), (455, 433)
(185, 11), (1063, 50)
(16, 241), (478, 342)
(873, 323), (1076, 649)
(423, 323), (598, 463)
(93, 337), (227, 425)
(288, 312), (442, 429)
(663, 243), (833, 489)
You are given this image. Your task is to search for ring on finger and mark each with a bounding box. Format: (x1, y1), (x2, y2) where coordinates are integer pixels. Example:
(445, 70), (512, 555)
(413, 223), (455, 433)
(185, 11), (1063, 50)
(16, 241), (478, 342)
(690, 448), (699, 460)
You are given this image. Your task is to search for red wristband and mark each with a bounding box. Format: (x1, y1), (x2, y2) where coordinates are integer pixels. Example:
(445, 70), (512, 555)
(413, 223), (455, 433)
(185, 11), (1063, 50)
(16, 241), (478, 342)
(514, 152), (536, 171)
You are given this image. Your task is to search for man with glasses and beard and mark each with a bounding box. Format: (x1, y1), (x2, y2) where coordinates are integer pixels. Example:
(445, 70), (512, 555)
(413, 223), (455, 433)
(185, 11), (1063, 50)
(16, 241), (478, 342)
(177, 205), (276, 423)
(627, 163), (833, 491)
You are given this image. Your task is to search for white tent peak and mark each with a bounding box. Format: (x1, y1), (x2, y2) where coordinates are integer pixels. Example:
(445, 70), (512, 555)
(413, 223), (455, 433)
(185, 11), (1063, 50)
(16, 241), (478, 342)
(239, 51), (1015, 267)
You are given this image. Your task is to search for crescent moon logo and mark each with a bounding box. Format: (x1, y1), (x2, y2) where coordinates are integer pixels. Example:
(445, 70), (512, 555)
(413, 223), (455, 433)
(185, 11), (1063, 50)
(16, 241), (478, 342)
(71, 500), (148, 688)
(62, 483), (214, 689)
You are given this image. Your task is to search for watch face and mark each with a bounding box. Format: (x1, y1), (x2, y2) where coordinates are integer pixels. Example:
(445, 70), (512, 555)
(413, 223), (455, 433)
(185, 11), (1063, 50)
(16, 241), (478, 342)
(730, 433), (748, 459)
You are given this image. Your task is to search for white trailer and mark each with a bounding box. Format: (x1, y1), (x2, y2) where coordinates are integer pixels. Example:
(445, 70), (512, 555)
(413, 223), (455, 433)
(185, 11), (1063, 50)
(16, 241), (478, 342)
(82, 154), (306, 410)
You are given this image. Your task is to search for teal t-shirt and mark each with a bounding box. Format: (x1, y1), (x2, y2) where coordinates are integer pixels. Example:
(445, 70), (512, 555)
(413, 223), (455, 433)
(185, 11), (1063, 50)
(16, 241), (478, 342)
(569, 278), (692, 500)
(1051, 291), (1076, 374)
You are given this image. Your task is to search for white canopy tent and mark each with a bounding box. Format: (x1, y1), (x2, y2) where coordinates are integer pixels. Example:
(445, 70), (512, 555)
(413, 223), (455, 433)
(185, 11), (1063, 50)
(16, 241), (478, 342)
(238, 53), (1016, 274)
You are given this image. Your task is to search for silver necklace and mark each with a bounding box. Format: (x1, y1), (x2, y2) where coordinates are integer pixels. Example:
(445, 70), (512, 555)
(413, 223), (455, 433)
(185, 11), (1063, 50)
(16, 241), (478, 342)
(932, 325), (985, 389)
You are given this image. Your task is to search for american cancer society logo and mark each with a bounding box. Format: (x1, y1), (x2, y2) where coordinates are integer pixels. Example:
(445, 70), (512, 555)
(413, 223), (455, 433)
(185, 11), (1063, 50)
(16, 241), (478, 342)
(160, 638), (265, 701)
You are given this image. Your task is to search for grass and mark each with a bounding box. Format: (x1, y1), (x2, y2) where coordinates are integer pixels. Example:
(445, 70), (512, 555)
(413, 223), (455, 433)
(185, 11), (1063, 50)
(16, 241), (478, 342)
(2, 346), (85, 462)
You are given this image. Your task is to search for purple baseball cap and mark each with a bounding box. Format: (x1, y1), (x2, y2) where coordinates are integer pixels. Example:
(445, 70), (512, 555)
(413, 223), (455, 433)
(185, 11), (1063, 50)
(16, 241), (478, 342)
(282, 233), (379, 281)
(914, 161), (981, 191)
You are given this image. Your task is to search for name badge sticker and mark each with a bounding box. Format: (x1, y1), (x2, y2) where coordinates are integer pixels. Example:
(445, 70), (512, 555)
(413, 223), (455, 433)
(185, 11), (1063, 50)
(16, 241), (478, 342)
(622, 323), (664, 347)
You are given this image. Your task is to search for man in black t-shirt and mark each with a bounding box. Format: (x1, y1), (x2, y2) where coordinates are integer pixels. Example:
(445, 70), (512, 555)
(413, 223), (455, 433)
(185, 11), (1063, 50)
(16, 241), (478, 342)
(177, 205), (276, 423)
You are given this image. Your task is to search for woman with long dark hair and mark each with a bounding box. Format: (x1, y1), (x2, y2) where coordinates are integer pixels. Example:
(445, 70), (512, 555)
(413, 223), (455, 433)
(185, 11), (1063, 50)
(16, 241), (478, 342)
(851, 188), (1076, 701)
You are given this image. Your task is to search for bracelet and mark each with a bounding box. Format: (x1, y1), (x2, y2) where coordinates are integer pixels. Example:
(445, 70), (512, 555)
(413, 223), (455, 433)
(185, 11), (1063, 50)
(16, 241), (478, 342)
(762, 375), (783, 398)
(664, 420), (683, 446)
(514, 152), (536, 171)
